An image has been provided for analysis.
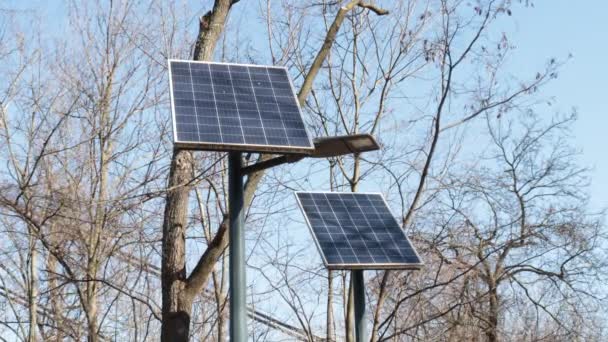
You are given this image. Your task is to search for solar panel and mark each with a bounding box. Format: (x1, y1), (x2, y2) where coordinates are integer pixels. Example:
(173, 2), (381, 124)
(168, 59), (314, 154)
(295, 192), (423, 270)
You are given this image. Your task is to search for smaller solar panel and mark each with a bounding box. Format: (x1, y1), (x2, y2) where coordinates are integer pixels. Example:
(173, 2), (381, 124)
(295, 192), (422, 270)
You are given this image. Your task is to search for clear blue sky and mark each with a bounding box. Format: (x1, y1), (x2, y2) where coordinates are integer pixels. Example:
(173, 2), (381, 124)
(506, 1), (607, 211)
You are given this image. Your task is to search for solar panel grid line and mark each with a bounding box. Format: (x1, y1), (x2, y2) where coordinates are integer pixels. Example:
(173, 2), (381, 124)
(322, 193), (358, 265)
(326, 193), (363, 265)
(269, 67), (308, 146)
(264, 67), (290, 146)
(356, 194), (395, 263)
(170, 63), (190, 142)
(309, 193), (351, 267)
(352, 194), (392, 264)
(300, 192), (362, 268)
(367, 193), (421, 262)
(349, 195), (378, 263)
(295, 192), (331, 266)
(209, 64), (238, 144)
(310, 194), (344, 266)
(244, 66), (269, 145)
(377, 194), (424, 262)
(175, 63), (212, 141)
(253, 68), (286, 145)
(294, 191), (423, 270)
(255, 68), (278, 141)
(196, 63), (222, 141)
(349, 194), (392, 263)
(329, 193), (377, 265)
(222, 65), (247, 142)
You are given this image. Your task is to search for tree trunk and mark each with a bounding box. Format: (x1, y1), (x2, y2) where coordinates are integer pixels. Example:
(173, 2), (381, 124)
(216, 256), (228, 342)
(85, 296), (98, 342)
(160, 1), (241, 340)
(161, 149), (194, 342)
(370, 272), (389, 342)
(46, 232), (64, 342)
(85, 69), (114, 342)
(327, 270), (335, 342)
(486, 282), (499, 342)
(27, 226), (38, 342)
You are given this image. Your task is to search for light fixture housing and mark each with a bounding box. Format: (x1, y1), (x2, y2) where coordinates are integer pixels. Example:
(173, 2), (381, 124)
(241, 134), (380, 175)
(311, 134), (380, 158)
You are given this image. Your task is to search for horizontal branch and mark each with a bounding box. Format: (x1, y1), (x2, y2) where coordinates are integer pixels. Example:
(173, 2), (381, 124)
(358, 2), (389, 15)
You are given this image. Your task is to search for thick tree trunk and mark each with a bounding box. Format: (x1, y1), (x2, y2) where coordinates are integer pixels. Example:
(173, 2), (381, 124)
(85, 297), (98, 342)
(85, 72), (113, 342)
(160, 1), (241, 340)
(161, 149), (194, 342)
(486, 283), (499, 342)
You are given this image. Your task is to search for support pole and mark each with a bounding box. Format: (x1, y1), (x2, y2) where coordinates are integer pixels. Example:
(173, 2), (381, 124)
(229, 152), (247, 341)
(352, 270), (366, 342)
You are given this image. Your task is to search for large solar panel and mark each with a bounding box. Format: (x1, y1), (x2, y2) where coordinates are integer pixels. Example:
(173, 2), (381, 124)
(168, 59), (314, 154)
(295, 192), (422, 270)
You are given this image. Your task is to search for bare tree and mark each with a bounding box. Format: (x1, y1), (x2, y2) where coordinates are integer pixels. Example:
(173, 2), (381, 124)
(0, 1), (605, 341)
(0, 1), (169, 340)
(435, 113), (606, 341)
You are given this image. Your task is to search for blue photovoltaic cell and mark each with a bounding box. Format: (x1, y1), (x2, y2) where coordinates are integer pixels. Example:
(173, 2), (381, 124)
(169, 60), (313, 153)
(295, 192), (422, 270)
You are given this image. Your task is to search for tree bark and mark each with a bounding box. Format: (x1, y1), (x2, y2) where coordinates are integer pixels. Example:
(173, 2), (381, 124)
(370, 272), (388, 342)
(326, 271), (335, 342)
(161, 1), (237, 340)
(486, 281), (499, 342)
(45, 228), (65, 342)
(161, 149), (194, 342)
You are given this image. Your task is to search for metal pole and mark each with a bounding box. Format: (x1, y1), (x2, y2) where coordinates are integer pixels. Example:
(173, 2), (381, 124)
(229, 152), (247, 341)
(352, 270), (366, 342)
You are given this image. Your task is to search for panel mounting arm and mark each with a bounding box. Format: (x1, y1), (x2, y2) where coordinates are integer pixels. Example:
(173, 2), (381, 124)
(241, 154), (305, 175)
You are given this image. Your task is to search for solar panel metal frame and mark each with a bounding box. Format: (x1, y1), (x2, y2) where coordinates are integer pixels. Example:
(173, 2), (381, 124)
(168, 59), (315, 154)
(295, 191), (423, 270)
